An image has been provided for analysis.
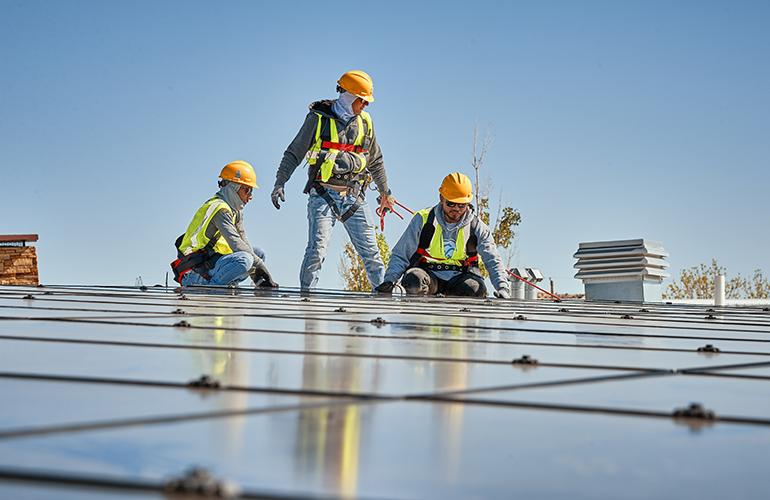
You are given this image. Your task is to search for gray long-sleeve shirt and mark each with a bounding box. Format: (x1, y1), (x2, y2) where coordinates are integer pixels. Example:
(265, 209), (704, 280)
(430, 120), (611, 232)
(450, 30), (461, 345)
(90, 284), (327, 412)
(275, 100), (389, 194)
(384, 205), (510, 291)
(205, 197), (265, 270)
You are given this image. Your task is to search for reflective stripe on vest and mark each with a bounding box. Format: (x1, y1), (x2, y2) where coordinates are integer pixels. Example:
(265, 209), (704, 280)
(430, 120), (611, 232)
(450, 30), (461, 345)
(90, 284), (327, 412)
(307, 111), (373, 183)
(415, 208), (472, 267)
(178, 198), (235, 257)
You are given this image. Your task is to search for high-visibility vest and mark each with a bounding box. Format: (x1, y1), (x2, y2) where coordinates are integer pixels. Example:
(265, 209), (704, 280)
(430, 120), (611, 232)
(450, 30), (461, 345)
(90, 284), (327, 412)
(306, 111), (373, 183)
(178, 197), (236, 257)
(410, 208), (479, 271)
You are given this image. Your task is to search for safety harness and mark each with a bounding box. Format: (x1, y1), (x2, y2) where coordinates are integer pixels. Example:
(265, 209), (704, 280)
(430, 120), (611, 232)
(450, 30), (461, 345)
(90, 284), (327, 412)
(170, 232), (222, 284)
(408, 209), (479, 272)
(303, 108), (374, 222)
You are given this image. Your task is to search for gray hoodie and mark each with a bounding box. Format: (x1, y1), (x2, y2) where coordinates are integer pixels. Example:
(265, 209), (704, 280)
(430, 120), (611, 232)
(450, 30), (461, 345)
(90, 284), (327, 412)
(274, 100), (389, 194)
(384, 204), (510, 292)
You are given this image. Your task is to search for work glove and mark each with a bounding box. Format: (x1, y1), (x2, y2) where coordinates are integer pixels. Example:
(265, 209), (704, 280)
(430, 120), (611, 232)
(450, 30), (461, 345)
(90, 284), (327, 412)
(494, 287), (511, 299)
(375, 281), (394, 295)
(271, 185), (285, 210)
(251, 261), (278, 288)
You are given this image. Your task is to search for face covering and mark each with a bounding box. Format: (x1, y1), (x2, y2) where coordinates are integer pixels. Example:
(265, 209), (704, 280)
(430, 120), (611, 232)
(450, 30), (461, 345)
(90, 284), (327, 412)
(217, 181), (244, 212)
(331, 91), (358, 122)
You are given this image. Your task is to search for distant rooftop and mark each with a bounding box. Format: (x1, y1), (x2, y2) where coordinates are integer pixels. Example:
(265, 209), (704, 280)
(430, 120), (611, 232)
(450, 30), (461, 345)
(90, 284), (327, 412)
(1, 284), (769, 498)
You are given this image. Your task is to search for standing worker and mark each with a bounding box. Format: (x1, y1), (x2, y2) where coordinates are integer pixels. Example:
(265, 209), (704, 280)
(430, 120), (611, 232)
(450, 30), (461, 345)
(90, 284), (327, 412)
(171, 161), (278, 288)
(271, 70), (395, 290)
(376, 172), (511, 298)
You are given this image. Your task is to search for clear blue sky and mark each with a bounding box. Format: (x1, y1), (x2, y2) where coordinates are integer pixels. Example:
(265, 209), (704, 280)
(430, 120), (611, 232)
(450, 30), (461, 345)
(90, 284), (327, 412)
(1, 0), (768, 292)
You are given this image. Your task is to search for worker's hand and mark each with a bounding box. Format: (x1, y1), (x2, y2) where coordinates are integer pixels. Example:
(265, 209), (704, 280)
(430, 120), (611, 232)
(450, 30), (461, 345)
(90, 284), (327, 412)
(375, 281), (394, 295)
(271, 185), (285, 210)
(251, 261), (279, 288)
(378, 192), (395, 213)
(494, 287), (511, 299)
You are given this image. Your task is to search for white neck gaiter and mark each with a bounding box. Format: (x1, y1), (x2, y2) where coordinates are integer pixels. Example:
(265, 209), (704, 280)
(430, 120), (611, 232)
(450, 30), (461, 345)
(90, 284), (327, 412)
(331, 91), (357, 123)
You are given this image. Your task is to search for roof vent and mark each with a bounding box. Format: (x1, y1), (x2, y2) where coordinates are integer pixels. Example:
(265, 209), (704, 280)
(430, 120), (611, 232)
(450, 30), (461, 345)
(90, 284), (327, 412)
(573, 239), (669, 303)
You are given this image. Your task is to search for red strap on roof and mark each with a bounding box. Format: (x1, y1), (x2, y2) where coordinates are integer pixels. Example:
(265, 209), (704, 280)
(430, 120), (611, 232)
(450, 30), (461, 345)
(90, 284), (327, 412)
(321, 141), (368, 153)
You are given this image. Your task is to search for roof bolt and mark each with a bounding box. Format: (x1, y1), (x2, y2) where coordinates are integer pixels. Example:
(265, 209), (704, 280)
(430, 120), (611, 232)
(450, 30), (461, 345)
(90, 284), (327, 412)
(186, 375), (221, 389)
(334, 307), (347, 312)
(672, 402), (716, 420)
(460, 307), (471, 312)
(512, 354), (539, 365)
(172, 308), (187, 315)
(43, 291), (53, 295)
(558, 308), (568, 313)
(139, 285), (148, 292)
(763, 307), (770, 312)
(621, 314), (634, 320)
(706, 308), (715, 312)
(614, 300), (622, 304)
(22, 294), (35, 300)
(370, 317), (387, 326)
(514, 314), (527, 320)
(163, 467), (240, 497)
(665, 301), (673, 305)
(639, 308), (650, 313)
(301, 297), (310, 302)
(705, 314), (717, 320)
(697, 344), (721, 353)
(178, 294), (189, 301)
(174, 320), (191, 328)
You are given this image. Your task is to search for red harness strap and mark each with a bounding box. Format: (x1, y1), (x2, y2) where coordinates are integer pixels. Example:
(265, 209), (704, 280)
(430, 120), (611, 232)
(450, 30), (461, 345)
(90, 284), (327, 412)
(415, 248), (477, 268)
(321, 141), (368, 153)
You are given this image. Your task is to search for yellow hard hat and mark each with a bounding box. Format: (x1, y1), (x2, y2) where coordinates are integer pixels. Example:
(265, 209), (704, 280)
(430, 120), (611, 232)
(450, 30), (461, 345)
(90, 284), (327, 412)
(219, 160), (258, 188)
(439, 172), (473, 203)
(337, 70), (375, 103)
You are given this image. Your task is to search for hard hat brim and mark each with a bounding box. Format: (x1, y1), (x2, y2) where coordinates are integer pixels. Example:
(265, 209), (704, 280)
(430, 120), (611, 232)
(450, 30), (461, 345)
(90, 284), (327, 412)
(443, 194), (473, 203)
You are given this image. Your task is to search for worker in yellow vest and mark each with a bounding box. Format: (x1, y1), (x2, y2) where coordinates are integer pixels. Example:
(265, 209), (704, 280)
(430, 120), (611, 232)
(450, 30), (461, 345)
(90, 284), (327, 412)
(376, 173), (511, 298)
(171, 161), (277, 288)
(270, 70), (395, 290)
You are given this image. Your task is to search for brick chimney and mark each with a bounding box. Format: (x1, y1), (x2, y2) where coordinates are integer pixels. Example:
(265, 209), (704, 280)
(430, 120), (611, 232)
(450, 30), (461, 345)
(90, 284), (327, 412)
(0, 234), (40, 286)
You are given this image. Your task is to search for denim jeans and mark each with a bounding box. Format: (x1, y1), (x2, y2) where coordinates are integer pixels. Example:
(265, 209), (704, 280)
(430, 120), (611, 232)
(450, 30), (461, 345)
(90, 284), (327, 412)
(300, 189), (384, 290)
(183, 247), (265, 287)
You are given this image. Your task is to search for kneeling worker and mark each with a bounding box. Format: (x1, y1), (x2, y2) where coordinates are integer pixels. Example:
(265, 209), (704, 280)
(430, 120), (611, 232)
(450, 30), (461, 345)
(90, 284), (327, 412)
(376, 172), (510, 298)
(171, 160), (278, 288)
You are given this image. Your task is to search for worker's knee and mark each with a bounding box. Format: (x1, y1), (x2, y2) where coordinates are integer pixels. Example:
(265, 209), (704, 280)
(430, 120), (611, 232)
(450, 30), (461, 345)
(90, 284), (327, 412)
(402, 268), (432, 295)
(449, 274), (487, 297)
(252, 246), (266, 262)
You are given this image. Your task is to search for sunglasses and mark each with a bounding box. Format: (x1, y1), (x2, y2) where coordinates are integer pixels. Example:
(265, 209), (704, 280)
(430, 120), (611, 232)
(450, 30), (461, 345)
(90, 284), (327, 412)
(240, 186), (253, 195)
(444, 200), (469, 208)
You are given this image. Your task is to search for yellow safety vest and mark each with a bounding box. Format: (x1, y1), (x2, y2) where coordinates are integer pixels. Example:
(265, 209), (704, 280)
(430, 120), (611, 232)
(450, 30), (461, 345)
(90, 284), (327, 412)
(411, 208), (479, 270)
(178, 198), (236, 257)
(306, 111), (373, 183)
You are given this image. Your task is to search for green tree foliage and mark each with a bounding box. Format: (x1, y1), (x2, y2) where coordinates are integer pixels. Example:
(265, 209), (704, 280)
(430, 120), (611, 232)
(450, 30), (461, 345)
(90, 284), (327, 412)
(339, 231), (391, 292)
(663, 259), (769, 299)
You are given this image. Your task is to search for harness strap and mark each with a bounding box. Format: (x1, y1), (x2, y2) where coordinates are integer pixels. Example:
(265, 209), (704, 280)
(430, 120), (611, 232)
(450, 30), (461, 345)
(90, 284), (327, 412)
(313, 183), (364, 223)
(321, 141), (368, 153)
(170, 232), (221, 283)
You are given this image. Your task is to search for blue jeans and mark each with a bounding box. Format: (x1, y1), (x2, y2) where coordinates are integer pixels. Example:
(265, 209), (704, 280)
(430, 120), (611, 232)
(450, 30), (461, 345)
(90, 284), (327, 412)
(183, 247), (265, 287)
(300, 189), (384, 290)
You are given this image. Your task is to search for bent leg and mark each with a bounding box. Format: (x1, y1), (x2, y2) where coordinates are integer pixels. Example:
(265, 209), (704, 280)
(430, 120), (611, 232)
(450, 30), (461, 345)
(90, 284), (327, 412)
(206, 251), (255, 286)
(300, 193), (336, 290)
(401, 268), (439, 295)
(445, 272), (487, 297)
(343, 200), (385, 288)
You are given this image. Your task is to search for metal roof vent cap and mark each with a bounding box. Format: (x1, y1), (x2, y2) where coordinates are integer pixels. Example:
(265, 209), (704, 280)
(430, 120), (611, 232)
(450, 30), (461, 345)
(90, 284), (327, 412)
(573, 238), (669, 303)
